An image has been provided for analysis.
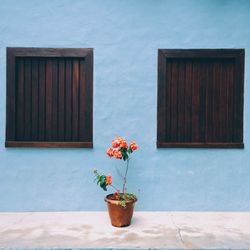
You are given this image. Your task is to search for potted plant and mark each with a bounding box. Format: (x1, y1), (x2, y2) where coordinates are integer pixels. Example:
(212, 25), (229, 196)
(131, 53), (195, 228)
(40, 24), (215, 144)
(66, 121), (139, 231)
(93, 136), (138, 227)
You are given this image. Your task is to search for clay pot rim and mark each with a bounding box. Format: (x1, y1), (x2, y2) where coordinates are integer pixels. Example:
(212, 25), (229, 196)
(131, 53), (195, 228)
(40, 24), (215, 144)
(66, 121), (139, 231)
(105, 193), (137, 205)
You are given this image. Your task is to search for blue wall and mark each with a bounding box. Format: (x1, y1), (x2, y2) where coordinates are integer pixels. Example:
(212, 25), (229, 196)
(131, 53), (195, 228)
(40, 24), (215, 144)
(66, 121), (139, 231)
(0, 0), (249, 211)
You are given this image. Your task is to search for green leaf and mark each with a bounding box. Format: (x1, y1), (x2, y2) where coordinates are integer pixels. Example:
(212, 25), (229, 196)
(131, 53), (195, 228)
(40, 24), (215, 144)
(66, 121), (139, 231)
(100, 181), (107, 191)
(93, 170), (108, 191)
(128, 148), (132, 154)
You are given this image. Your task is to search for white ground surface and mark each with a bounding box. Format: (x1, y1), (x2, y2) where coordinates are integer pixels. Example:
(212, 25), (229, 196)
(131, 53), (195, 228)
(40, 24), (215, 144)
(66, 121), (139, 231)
(0, 212), (250, 249)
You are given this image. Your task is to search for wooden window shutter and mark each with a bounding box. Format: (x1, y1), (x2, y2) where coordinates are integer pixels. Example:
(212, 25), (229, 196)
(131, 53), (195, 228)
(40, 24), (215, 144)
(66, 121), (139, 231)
(6, 48), (93, 148)
(157, 49), (244, 148)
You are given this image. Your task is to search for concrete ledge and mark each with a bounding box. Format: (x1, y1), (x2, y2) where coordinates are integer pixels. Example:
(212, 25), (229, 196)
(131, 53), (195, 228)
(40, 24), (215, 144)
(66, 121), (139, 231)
(0, 212), (250, 249)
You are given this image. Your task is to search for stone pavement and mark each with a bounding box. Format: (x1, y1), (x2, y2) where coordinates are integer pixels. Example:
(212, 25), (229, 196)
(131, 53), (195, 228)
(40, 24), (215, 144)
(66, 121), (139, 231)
(0, 212), (250, 249)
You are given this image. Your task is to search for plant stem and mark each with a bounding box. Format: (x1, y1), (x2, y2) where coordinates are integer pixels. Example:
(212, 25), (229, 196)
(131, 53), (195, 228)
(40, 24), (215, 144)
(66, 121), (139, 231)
(122, 157), (130, 194)
(110, 184), (119, 192)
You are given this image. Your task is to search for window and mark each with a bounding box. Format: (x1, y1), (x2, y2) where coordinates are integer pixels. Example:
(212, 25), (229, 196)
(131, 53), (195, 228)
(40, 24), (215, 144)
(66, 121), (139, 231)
(157, 49), (244, 148)
(6, 48), (93, 148)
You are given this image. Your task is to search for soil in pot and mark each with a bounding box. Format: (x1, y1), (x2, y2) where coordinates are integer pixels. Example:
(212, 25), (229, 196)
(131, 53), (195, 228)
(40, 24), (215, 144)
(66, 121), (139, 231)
(105, 193), (137, 227)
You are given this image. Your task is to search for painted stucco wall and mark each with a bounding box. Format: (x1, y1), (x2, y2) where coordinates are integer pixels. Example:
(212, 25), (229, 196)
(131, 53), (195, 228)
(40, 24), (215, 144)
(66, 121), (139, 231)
(0, 0), (249, 211)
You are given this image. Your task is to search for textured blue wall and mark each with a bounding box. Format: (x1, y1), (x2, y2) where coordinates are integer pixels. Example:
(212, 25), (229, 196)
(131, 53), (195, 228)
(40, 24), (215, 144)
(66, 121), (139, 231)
(0, 0), (250, 211)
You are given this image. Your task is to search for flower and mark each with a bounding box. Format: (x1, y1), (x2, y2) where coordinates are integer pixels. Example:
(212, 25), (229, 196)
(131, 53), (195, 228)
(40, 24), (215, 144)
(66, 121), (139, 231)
(119, 139), (128, 148)
(113, 149), (122, 159)
(130, 141), (138, 151)
(106, 147), (114, 157)
(114, 192), (119, 200)
(112, 136), (128, 149)
(106, 175), (112, 185)
(112, 138), (120, 148)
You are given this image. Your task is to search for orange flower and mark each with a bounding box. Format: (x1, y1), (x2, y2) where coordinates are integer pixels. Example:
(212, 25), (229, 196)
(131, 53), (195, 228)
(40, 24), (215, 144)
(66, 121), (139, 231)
(112, 136), (128, 149)
(106, 147), (114, 157)
(112, 138), (120, 148)
(130, 141), (138, 151)
(106, 175), (112, 185)
(113, 149), (122, 159)
(119, 139), (128, 148)
(114, 192), (119, 200)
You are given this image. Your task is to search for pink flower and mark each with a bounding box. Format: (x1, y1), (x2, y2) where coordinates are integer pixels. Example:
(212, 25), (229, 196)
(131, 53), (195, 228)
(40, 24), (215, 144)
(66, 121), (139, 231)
(106, 175), (112, 185)
(113, 149), (122, 159)
(106, 148), (114, 157)
(130, 141), (138, 151)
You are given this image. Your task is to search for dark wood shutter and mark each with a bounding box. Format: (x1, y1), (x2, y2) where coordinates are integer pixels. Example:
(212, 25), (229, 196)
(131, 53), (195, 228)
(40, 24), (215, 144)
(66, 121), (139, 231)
(6, 48), (93, 148)
(157, 49), (244, 148)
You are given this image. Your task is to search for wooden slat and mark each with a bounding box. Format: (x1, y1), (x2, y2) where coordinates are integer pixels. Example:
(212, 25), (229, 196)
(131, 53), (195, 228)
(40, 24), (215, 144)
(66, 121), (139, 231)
(210, 61), (218, 142)
(51, 59), (58, 140)
(204, 59), (214, 142)
(64, 59), (72, 141)
(31, 59), (39, 140)
(227, 61), (234, 142)
(184, 60), (192, 142)
(220, 59), (229, 142)
(5, 141), (93, 148)
(15, 59), (25, 140)
(9, 48), (92, 58)
(218, 61), (224, 142)
(157, 50), (167, 143)
(79, 60), (86, 141)
(72, 59), (79, 141)
(233, 51), (244, 142)
(24, 58), (32, 140)
(38, 59), (46, 140)
(45, 59), (53, 141)
(157, 142), (244, 148)
(6, 48), (16, 140)
(198, 59), (207, 142)
(165, 60), (172, 142)
(58, 59), (65, 141)
(238, 51), (245, 142)
(191, 60), (200, 142)
(161, 49), (244, 59)
(215, 61), (223, 142)
(169, 60), (178, 142)
(177, 60), (185, 142)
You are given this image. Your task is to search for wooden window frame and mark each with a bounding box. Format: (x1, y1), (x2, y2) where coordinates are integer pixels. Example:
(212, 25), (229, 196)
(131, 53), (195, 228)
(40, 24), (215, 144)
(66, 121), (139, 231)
(157, 49), (244, 148)
(6, 47), (93, 148)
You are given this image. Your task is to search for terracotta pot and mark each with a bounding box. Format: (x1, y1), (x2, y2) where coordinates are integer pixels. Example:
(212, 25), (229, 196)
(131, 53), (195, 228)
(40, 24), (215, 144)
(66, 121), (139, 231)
(105, 193), (137, 227)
